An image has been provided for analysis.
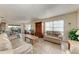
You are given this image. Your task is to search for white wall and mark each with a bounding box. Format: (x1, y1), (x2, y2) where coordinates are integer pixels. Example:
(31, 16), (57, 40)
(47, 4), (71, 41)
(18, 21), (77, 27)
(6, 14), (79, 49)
(77, 10), (79, 28)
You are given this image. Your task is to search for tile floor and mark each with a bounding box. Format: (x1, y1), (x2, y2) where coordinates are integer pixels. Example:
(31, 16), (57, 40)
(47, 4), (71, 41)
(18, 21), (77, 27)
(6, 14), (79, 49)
(33, 39), (62, 54)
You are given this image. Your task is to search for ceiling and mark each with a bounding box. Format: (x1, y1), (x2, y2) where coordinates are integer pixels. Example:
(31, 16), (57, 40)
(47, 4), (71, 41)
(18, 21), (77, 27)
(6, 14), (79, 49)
(0, 4), (79, 24)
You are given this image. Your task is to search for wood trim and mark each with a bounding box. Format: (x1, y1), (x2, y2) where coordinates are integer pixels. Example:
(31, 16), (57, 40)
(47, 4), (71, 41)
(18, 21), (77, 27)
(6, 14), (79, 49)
(62, 41), (70, 50)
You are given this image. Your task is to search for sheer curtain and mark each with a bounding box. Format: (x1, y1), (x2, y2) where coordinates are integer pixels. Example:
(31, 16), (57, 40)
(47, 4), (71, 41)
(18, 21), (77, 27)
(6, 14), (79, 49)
(45, 20), (64, 36)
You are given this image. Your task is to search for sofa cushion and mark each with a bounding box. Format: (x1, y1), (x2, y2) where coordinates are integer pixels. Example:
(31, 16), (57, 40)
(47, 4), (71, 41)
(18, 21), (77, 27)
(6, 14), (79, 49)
(10, 38), (33, 54)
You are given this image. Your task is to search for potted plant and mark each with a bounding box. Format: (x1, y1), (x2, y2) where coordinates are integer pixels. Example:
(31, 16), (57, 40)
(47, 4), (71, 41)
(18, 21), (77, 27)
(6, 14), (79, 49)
(68, 28), (79, 41)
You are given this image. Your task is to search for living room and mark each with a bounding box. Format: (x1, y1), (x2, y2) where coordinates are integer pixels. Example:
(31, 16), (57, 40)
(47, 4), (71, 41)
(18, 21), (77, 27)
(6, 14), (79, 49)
(0, 4), (79, 54)
(26, 11), (79, 54)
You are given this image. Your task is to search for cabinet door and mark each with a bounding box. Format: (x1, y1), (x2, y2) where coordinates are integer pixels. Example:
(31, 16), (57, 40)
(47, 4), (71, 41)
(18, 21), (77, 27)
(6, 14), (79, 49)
(35, 22), (43, 38)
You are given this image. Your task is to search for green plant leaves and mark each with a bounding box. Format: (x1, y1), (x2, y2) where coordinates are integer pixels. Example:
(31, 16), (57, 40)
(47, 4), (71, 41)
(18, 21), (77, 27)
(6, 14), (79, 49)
(68, 28), (79, 41)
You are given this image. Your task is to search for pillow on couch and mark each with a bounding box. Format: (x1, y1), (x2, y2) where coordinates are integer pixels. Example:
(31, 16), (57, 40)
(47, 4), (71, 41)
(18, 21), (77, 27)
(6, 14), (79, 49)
(46, 31), (62, 37)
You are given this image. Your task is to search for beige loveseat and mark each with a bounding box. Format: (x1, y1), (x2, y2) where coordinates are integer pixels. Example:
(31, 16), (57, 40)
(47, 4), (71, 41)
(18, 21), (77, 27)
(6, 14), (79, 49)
(9, 34), (33, 54)
(44, 31), (62, 44)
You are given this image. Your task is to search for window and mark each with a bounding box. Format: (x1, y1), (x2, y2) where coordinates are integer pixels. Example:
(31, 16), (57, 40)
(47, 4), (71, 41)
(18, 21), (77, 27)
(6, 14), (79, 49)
(8, 25), (21, 33)
(53, 20), (64, 32)
(45, 20), (64, 35)
(25, 24), (32, 32)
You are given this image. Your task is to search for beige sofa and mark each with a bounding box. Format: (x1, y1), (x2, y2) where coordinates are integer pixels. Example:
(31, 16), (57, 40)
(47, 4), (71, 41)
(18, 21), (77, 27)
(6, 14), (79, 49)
(44, 31), (62, 44)
(0, 33), (13, 54)
(0, 33), (33, 54)
(9, 34), (33, 54)
(10, 38), (33, 54)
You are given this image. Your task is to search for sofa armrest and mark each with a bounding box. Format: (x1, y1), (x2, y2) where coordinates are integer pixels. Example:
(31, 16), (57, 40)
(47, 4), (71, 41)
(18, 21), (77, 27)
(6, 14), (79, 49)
(61, 41), (70, 50)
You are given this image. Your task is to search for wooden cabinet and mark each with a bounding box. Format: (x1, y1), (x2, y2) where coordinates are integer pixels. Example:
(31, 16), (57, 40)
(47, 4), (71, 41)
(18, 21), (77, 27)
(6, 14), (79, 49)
(35, 22), (43, 38)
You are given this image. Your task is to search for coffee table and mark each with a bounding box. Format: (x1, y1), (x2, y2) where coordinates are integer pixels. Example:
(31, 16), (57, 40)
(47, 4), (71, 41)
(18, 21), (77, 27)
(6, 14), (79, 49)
(25, 34), (38, 45)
